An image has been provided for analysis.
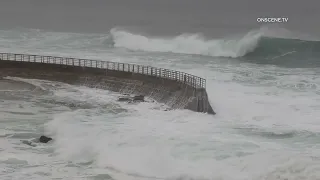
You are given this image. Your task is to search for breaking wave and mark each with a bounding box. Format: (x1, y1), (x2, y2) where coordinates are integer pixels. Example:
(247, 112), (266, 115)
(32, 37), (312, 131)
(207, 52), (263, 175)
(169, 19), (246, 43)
(110, 28), (261, 58)
(2, 27), (320, 67)
(109, 28), (320, 64)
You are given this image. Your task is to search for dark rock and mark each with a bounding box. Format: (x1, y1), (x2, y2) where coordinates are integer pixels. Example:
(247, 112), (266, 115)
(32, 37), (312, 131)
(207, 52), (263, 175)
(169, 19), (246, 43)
(39, 135), (52, 143)
(118, 96), (132, 102)
(132, 95), (144, 102)
(118, 95), (145, 103)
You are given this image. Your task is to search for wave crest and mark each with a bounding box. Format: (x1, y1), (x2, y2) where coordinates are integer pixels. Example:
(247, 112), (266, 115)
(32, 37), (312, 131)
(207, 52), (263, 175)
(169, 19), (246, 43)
(110, 28), (262, 58)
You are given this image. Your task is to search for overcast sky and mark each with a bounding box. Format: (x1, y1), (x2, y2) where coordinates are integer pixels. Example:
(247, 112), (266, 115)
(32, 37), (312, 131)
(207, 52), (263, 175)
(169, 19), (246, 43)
(0, 0), (319, 37)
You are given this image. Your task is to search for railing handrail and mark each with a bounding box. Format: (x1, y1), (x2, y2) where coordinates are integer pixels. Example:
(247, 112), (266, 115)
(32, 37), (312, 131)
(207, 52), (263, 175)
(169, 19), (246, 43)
(0, 52), (206, 89)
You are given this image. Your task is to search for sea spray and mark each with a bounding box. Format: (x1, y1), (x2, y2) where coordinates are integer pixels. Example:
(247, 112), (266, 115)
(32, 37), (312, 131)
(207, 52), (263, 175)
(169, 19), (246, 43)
(110, 28), (262, 58)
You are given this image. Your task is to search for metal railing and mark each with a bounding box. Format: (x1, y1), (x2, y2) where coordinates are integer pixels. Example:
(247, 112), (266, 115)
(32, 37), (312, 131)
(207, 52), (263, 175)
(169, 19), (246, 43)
(0, 53), (206, 89)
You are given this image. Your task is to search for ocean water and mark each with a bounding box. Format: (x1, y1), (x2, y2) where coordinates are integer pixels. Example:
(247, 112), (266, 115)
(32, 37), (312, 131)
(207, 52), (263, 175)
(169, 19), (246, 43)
(1, 0), (320, 180)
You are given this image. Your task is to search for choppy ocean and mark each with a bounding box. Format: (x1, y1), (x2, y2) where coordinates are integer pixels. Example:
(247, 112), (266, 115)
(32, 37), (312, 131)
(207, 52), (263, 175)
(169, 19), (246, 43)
(1, 0), (320, 179)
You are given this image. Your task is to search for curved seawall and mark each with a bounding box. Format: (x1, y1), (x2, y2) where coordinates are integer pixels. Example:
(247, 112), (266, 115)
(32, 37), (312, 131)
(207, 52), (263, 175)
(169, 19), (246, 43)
(0, 53), (215, 114)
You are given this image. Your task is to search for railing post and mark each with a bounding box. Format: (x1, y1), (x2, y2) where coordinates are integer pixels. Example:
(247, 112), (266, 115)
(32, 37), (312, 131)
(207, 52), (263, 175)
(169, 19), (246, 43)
(193, 77), (195, 87)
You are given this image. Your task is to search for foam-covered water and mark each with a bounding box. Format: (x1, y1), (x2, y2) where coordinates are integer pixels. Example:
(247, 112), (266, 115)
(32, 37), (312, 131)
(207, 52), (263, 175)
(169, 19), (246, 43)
(1, 26), (320, 180)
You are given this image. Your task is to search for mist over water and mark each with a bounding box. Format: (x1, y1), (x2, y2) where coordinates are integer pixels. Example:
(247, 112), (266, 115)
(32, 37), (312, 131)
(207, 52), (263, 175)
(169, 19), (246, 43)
(1, 0), (320, 179)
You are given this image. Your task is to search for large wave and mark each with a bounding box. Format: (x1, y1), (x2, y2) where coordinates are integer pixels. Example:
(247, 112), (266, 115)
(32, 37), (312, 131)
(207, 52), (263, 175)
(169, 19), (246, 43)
(109, 28), (320, 62)
(2, 27), (320, 67)
(110, 28), (262, 58)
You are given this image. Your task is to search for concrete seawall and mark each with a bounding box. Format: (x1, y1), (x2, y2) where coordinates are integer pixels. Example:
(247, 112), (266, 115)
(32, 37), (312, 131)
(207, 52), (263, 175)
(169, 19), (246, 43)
(0, 53), (215, 114)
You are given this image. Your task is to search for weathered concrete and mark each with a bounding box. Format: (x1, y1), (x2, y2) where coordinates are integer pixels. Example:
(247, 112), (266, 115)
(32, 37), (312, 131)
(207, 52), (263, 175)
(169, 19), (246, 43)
(0, 60), (215, 114)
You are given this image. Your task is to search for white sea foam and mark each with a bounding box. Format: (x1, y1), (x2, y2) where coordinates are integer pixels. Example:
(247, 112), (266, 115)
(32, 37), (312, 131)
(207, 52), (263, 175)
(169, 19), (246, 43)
(110, 28), (262, 58)
(39, 72), (320, 180)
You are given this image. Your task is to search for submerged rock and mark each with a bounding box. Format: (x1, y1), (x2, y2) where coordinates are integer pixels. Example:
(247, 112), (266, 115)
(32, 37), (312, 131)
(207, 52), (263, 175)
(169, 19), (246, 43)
(118, 96), (132, 102)
(39, 135), (52, 143)
(21, 140), (37, 147)
(21, 135), (53, 147)
(132, 95), (144, 102)
(117, 95), (145, 103)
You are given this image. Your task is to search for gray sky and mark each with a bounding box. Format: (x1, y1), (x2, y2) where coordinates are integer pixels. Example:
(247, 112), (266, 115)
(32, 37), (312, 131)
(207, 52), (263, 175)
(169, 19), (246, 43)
(0, 0), (319, 37)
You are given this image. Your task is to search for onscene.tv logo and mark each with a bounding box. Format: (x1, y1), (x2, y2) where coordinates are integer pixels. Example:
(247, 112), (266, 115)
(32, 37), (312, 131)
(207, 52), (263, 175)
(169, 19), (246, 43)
(257, 17), (289, 23)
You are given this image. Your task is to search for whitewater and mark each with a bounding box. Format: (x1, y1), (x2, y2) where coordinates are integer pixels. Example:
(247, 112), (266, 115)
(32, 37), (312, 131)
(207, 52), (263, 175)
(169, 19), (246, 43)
(1, 26), (320, 180)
